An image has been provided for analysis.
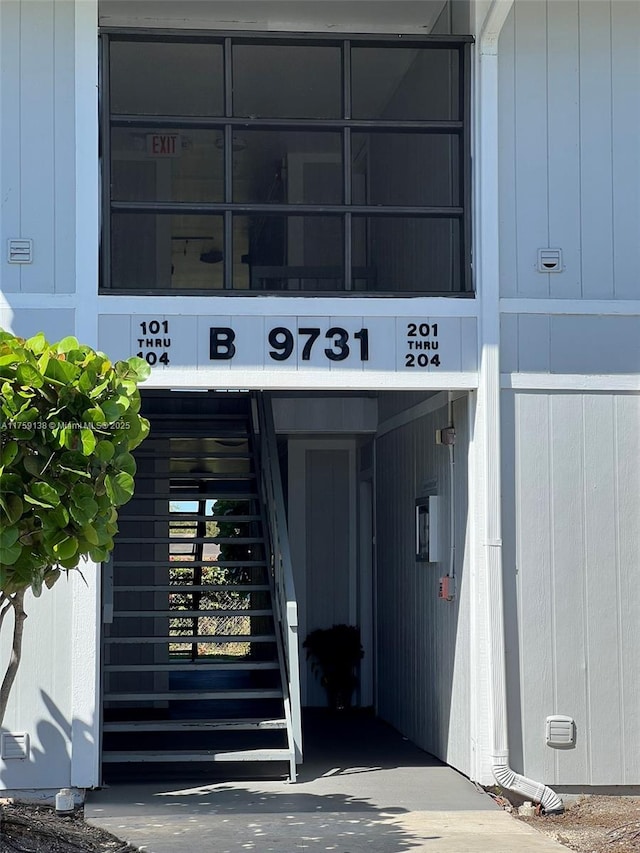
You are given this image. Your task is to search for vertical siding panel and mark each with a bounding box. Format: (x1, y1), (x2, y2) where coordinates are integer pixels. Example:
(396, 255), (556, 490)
(376, 396), (471, 775)
(0, 0), (21, 292)
(583, 396), (623, 782)
(19, 0), (56, 293)
(53, 0), (76, 293)
(610, 1), (640, 298)
(513, 1), (549, 296)
(516, 394), (554, 781)
(579, 1), (614, 298)
(615, 396), (640, 781)
(546, 1), (582, 298)
(549, 396), (588, 782)
(498, 6), (517, 296)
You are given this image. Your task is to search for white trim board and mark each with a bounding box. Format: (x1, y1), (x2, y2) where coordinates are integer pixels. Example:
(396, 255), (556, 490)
(96, 295), (479, 318)
(142, 369), (479, 392)
(502, 373), (640, 391)
(500, 299), (640, 316)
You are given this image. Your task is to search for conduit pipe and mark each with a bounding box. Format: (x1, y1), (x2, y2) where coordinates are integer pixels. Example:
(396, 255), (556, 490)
(446, 393), (455, 586)
(478, 0), (563, 814)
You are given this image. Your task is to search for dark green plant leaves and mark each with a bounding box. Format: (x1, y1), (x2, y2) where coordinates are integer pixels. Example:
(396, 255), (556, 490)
(0, 329), (149, 592)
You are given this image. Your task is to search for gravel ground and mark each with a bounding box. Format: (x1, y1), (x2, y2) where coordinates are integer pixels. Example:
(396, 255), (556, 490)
(512, 795), (640, 853)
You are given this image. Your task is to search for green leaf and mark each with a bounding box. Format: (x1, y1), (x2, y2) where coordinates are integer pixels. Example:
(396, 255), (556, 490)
(0, 473), (24, 494)
(23, 453), (45, 477)
(105, 471), (135, 506)
(26, 333), (47, 354)
(82, 407), (105, 425)
(1, 440), (18, 466)
(56, 336), (80, 353)
(71, 483), (95, 505)
(28, 481), (60, 508)
(94, 440), (115, 463)
(52, 536), (78, 561)
(0, 528), (20, 549)
(113, 452), (136, 477)
(13, 406), (39, 424)
(44, 357), (79, 385)
(69, 499), (98, 526)
(89, 547), (109, 563)
(0, 542), (22, 567)
(80, 428), (96, 455)
(48, 504), (69, 528)
(59, 450), (90, 475)
(0, 494), (23, 525)
(80, 524), (99, 546)
(16, 363), (44, 388)
(100, 399), (127, 423)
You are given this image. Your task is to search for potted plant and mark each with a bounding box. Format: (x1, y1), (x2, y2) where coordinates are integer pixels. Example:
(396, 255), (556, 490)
(303, 624), (364, 711)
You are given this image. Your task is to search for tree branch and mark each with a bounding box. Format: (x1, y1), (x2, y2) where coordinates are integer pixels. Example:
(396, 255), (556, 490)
(0, 591), (27, 729)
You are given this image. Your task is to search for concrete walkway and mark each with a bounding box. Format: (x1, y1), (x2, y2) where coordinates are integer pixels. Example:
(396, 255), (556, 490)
(86, 712), (567, 853)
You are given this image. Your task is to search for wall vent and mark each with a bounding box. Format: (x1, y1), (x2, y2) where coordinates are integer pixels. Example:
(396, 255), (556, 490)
(7, 239), (33, 264)
(1, 732), (30, 760)
(545, 715), (576, 748)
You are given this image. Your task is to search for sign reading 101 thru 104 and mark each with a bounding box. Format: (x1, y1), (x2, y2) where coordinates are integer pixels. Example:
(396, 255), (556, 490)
(123, 315), (476, 373)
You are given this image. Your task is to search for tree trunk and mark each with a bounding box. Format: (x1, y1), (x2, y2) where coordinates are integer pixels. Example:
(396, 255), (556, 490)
(0, 592), (27, 729)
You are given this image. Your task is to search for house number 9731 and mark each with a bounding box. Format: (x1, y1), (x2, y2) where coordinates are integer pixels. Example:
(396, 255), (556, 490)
(210, 326), (369, 363)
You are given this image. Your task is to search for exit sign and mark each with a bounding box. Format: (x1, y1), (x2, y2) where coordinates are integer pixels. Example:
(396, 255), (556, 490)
(146, 134), (181, 157)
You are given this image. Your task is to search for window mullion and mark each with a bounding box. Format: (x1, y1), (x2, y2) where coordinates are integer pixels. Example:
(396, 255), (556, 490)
(224, 37), (233, 288)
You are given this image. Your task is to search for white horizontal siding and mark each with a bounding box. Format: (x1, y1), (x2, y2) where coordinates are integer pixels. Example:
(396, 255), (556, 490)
(502, 391), (640, 784)
(500, 314), (640, 375)
(499, 0), (640, 299)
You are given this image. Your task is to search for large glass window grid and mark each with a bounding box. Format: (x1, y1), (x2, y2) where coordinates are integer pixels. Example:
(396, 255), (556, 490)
(102, 32), (473, 295)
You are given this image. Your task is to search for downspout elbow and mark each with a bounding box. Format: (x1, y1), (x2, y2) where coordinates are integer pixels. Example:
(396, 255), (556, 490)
(492, 752), (564, 815)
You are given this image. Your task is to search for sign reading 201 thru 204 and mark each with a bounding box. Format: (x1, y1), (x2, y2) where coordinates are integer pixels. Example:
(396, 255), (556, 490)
(132, 317), (448, 371)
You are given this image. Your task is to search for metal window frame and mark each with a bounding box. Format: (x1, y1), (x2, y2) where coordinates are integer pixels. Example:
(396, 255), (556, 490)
(101, 30), (474, 297)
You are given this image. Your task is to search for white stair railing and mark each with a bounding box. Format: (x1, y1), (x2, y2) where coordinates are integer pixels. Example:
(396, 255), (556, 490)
(253, 393), (302, 772)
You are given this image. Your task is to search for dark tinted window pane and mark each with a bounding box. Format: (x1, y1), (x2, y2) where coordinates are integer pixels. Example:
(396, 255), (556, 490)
(351, 47), (459, 120)
(233, 44), (341, 118)
(352, 217), (461, 292)
(111, 214), (224, 291)
(234, 215), (344, 290)
(110, 41), (223, 115)
(111, 129), (224, 202)
(352, 132), (459, 206)
(233, 130), (342, 204)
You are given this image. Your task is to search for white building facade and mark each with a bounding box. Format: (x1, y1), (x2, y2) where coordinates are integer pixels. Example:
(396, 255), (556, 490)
(0, 0), (638, 800)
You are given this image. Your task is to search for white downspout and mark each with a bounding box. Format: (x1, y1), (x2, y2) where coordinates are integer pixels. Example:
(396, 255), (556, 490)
(476, 0), (563, 813)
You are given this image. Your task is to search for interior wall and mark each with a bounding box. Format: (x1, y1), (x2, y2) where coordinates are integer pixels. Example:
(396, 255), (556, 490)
(502, 391), (640, 785)
(288, 440), (357, 707)
(375, 395), (472, 776)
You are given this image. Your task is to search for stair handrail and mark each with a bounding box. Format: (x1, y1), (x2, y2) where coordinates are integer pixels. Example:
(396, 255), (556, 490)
(253, 393), (302, 765)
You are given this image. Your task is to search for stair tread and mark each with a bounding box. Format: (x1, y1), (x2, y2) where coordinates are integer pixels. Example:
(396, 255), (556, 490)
(103, 717), (287, 732)
(113, 609), (273, 618)
(102, 748), (292, 763)
(115, 585), (271, 593)
(104, 661), (279, 672)
(104, 688), (283, 701)
(104, 634), (276, 644)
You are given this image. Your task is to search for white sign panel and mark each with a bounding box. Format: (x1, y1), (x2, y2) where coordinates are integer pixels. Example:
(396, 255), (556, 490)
(99, 314), (477, 377)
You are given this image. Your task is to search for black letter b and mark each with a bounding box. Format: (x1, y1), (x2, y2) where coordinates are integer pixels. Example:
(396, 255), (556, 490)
(210, 327), (236, 360)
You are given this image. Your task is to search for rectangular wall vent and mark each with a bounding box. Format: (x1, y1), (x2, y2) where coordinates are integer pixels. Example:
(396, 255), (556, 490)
(7, 239), (33, 264)
(1, 732), (30, 760)
(545, 715), (575, 748)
